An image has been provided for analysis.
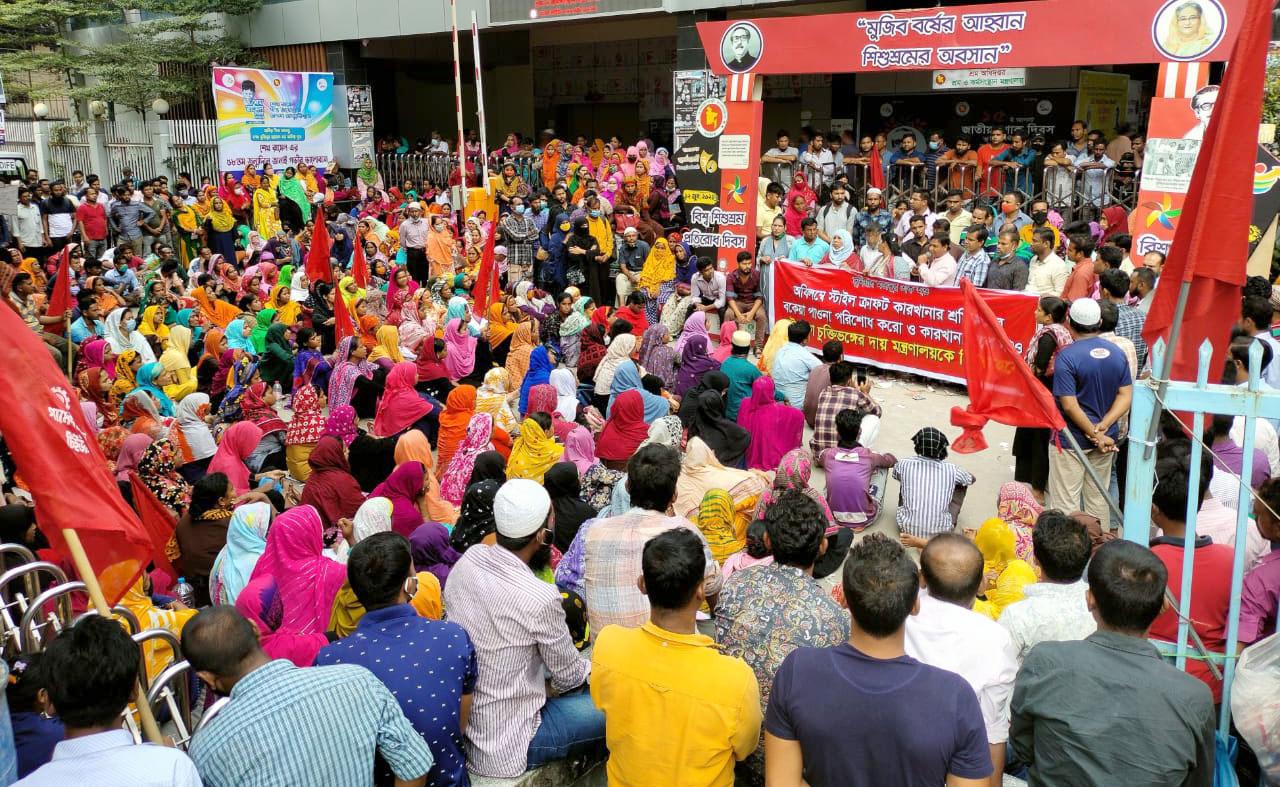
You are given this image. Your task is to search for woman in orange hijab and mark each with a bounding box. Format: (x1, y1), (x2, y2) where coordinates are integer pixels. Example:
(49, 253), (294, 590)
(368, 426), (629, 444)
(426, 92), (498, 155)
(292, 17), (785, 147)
(393, 430), (459, 525)
(192, 287), (241, 329)
(435, 385), (477, 478)
(504, 322), (537, 395)
(541, 140), (563, 191)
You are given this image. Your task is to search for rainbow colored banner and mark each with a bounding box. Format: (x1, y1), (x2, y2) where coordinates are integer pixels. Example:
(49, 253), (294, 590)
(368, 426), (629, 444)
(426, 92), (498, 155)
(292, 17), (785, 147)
(212, 67), (334, 174)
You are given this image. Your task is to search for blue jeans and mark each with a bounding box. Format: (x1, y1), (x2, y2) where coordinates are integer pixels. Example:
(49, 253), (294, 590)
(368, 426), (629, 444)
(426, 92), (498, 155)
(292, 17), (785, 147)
(525, 690), (606, 770)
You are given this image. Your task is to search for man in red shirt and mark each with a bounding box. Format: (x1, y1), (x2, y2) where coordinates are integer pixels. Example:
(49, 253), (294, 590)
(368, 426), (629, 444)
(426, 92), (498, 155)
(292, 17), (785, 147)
(74, 186), (109, 262)
(1148, 449), (1234, 703)
(976, 128), (1010, 197)
(1060, 234), (1101, 301)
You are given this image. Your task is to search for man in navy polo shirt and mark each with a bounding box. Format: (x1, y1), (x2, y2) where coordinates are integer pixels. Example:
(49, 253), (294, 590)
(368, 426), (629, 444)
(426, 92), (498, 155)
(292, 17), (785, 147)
(317, 532), (477, 787)
(1047, 298), (1133, 525)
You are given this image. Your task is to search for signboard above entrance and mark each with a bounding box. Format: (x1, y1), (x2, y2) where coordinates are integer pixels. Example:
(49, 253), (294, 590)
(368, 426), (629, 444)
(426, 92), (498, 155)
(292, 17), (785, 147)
(489, 0), (660, 24)
(698, 0), (1245, 75)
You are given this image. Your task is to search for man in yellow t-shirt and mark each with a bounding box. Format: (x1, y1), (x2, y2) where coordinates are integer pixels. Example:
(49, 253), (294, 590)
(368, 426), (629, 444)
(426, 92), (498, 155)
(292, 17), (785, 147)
(591, 528), (761, 787)
(756, 178), (783, 239)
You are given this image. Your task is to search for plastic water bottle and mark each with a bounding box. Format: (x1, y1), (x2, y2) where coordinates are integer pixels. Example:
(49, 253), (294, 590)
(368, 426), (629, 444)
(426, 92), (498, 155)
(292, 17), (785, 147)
(174, 577), (195, 609)
(272, 382), (283, 400)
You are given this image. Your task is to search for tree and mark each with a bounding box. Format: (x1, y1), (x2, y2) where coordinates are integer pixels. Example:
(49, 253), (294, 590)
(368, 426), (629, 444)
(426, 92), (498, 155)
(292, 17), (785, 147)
(0, 0), (104, 106)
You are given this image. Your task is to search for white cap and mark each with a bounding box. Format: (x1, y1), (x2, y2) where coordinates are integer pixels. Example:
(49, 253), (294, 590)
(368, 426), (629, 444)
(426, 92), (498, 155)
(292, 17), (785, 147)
(494, 479), (551, 538)
(866, 187), (883, 196)
(1069, 298), (1101, 327)
(731, 330), (752, 348)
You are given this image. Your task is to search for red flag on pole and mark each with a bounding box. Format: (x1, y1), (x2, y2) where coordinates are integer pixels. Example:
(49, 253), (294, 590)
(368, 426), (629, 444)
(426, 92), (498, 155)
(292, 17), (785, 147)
(1142, 0), (1271, 382)
(45, 245), (74, 334)
(470, 226), (501, 314)
(351, 236), (370, 289)
(0, 305), (153, 606)
(127, 474), (179, 579)
(950, 279), (1066, 453)
(333, 284), (356, 344)
(305, 213), (333, 284)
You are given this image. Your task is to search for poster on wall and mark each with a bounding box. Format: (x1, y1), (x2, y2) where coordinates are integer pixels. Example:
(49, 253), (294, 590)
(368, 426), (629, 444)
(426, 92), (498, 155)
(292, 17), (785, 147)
(673, 70), (709, 148)
(770, 262), (1038, 384)
(1074, 70), (1129, 138)
(346, 85), (373, 131)
(211, 67), (334, 175)
(1134, 89), (1212, 256)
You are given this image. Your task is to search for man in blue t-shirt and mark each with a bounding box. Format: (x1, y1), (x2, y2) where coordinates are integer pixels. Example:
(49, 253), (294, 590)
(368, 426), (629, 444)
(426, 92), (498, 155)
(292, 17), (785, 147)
(764, 533), (992, 787)
(1048, 298), (1133, 525)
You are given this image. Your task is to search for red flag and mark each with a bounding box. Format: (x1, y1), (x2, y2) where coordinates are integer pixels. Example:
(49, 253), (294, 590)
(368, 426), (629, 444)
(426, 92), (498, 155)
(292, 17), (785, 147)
(333, 284), (356, 344)
(950, 279), (1066, 453)
(305, 213), (333, 284)
(0, 304), (152, 606)
(127, 474), (178, 579)
(351, 236), (370, 289)
(45, 245), (74, 335)
(470, 226), (501, 314)
(1142, 0), (1271, 382)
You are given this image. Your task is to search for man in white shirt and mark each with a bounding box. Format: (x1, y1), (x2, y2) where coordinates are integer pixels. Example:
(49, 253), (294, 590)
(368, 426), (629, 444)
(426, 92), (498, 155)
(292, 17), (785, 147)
(17, 616), (201, 786)
(800, 132), (835, 193)
(1239, 296), (1280, 391)
(914, 235), (957, 287)
(1076, 140), (1115, 208)
(997, 511), (1096, 665)
(1025, 226), (1070, 296)
(894, 189), (937, 242)
(815, 181), (858, 243)
(905, 534), (1018, 787)
(12, 187), (45, 256)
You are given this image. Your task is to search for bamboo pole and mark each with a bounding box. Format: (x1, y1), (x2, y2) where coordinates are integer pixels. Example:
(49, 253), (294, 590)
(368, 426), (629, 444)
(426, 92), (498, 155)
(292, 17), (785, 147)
(470, 12), (490, 196)
(64, 315), (72, 378)
(60, 528), (165, 744)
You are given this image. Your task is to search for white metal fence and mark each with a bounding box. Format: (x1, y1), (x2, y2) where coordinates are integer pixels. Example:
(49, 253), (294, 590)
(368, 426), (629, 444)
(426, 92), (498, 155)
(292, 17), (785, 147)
(0, 119), (38, 169)
(47, 123), (92, 182)
(103, 119), (156, 185)
(168, 119), (219, 185)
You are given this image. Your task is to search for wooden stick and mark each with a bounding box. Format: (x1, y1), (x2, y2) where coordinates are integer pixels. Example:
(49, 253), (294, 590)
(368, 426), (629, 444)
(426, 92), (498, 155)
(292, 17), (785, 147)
(64, 315), (72, 379)
(60, 528), (165, 744)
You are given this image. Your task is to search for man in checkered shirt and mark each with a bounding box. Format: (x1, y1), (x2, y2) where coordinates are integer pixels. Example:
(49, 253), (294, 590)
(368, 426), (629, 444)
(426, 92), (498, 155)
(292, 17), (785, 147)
(809, 360), (882, 457)
(500, 195), (540, 285)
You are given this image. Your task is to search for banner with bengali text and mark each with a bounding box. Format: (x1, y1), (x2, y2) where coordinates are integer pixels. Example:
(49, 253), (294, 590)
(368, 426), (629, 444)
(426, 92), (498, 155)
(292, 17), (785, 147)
(770, 261), (1038, 385)
(212, 67), (334, 175)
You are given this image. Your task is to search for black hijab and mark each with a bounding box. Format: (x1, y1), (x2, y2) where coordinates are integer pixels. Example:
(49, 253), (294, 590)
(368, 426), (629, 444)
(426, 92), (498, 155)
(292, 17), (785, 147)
(544, 462), (598, 552)
(467, 450), (507, 487)
(679, 370), (730, 430)
(688, 389), (751, 469)
(452, 480), (499, 552)
(348, 432), (398, 492)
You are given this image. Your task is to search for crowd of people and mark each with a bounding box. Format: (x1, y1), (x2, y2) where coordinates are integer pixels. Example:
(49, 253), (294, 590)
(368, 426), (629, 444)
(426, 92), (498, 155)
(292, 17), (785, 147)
(0, 121), (1274, 787)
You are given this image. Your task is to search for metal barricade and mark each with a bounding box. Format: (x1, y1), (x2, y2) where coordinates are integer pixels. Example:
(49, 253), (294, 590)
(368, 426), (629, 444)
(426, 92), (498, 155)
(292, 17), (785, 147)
(1042, 165), (1076, 221)
(931, 163), (979, 205)
(843, 161), (872, 205)
(1071, 166), (1115, 223)
(887, 162), (927, 206)
(18, 581), (87, 653)
(375, 152), (455, 191)
(0, 560), (67, 657)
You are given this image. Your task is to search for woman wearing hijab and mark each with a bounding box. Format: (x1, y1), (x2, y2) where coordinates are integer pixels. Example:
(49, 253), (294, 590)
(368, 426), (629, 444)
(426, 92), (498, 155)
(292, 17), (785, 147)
(235, 505), (345, 667)
(223, 316), (255, 355)
(517, 345), (554, 418)
(696, 490), (744, 566)
(636, 237), (676, 323)
(413, 335), (454, 403)
(737, 376), (804, 470)
(822, 229), (857, 269)
(474, 367), (519, 435)
(157, 325), (198, 402)
(674, 334), (720, 400)
(328, 336), (378, 413)
(208, 421), (268, 495)
(592, 331), (636, 408)
(687, 389), (751, 469)
(996, 481), (1042, 562)
(564, 217), (601, 294)
(134, 362), (177, 417)
(298, 435), (366, 540)
(284, 382), (327, 481)
(409, 522), (463, 589)
(467, 451), (508, 488)
(594, 389), (649, 471)
(504, 321), (537, 396)
(136, 438), (192, 516)
(756, 318), (793, 375)
(118, 577), (197, 683)
(399, 429), (465, 529)
(439, 413), (496, 506)
(506, 415), (564, 483)
(607, 359), (669, 423)
(373, 362), (439, 439)
(435, 385), (477, 476)
(711, 320), (738, 364)
(1100, 205), (1129, 244)
(203, 197), (239, 261)
(677, 370), (729, 431)
(675, 436), (770, 527)
(105, 308), (157, 365)
(173, 393), (217, 476)
(973, 518), (1038, 620)
(486, 301), (518, 367)
(79, 342), (118, 428)
(545, 462), (598, 552)
(265, 284), (302, 327)
(239, 381), (287, 469)
(451, 479), (500, 552)
(371, 461), (432, 536)
(550, 367), (579, 422)
(443, 318), (477, 382)
(207, 501), (273, 606)
(673, 310), (710, 359)
(637, 324), (677, 392)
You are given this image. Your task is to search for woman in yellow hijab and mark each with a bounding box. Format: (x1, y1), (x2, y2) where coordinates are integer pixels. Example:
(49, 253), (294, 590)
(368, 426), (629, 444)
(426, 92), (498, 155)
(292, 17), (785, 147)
(636, 237), (675, 298)
(368, 325), (405, 365)
(973, 517), (1038, 620)
(158, 325), (198, 401)
(338, 275), (367, 314)
(112, 350), (141, 400)
(120, 576), (197, 683)
(253, 181), (282, 239)
(757, 318), (793, 373)
(266, 284), (302, 325)
(586, 210), (615, 263)
(506, 416), (563, 483)
(138, 304), (171, 342)
(697, 489), (745, 565)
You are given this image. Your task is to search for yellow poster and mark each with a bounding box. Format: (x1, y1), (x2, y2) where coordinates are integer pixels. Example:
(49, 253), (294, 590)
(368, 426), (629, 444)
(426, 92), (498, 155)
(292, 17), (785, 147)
(1075, 71), (1130, 138)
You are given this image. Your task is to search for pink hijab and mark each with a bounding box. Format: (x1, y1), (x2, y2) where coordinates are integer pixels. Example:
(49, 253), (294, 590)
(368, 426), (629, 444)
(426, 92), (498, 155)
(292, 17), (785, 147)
(371, 461), (428, 536)
(674, 311), (710, 357)
(439, 413), (495, 506)
(373, 362), (435, 437)
(206, 421), (264, 493)
(562, 425), (597, 474)
(114, 434), (153, 482)
(237, 504), (346, 667)
(738, 376), (805, 471)
(443, 318), (477, 380)
(712, 320), (738, 363)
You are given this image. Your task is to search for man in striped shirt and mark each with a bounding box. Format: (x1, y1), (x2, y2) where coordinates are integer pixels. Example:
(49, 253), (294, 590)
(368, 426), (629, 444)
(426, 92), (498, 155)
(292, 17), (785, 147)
(444, 479), (604, 778)
(184, 607), (434, 787)
(895, 428), (976, 548)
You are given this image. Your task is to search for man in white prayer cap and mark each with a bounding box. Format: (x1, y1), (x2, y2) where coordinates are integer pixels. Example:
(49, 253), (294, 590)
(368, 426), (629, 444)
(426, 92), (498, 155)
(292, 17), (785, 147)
(442, 479), (605, 778)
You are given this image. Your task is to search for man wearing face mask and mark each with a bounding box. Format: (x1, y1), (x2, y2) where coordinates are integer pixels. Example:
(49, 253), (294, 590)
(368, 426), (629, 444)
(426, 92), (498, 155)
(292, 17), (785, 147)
(399, 202), (430, 286)
(446, 479), (603, 777)
(923, 131), (950, 192)
(1019, 199), (1061, 250)
(500, 195), (539, 286)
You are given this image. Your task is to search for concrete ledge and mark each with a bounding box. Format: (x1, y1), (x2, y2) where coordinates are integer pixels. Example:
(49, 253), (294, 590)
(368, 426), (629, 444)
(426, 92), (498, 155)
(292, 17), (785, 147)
(471, 756), (606, 787)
